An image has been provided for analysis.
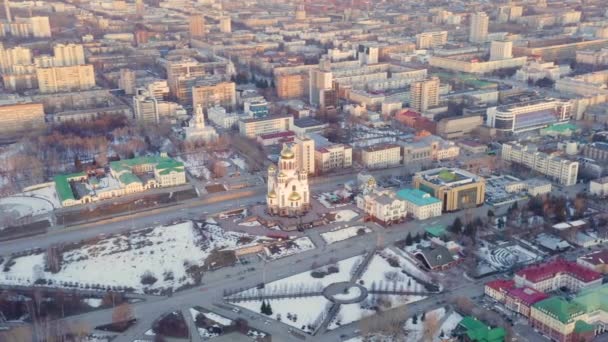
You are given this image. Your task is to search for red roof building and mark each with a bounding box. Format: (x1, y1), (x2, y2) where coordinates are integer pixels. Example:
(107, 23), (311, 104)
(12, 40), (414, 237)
(515, 259), (602, 292)
(505, 287), (549, 318)
(484, 279), (515, 302)
(577, 249), (608, 274)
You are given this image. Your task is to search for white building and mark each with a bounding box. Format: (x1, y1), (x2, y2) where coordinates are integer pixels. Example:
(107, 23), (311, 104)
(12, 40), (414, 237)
(239, 115), (293, 138)
(396, 188), (442, 220)
(590, 177), (608, 197)
(267, 145), (310, 216)
(515, 60), (570, 83)
(315, 143), (353, 174)
(469, 12), (489, 43)
(360, 144), (401, 169)
(207, 105), (241, 129)
(185, 104), (218, 142)
(292, 136), (315, 175)
(356, 190), (407, 225)
(486, 98), (572, 133)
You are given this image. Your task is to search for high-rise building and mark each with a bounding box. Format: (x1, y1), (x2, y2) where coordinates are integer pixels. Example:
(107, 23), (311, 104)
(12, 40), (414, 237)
(191, 79), (236, 112)
(135, 0), (144, 18)
(490, 40), (513, 61)
(29, 16), (51, 38)
(133, 89), (159, 123)
(189, 14), (205, 38)
(4, 0), (11, 22)
(219, 17), (231, 33)
(416, 31), (448, 49)
(166, 58), (205, 102)
(293, 135), (315, 175)
(147, 80), (169, 101)
(53, 43), (85, 66)
(119, 68), (136, 95)
(469, 12), (489, 44)
(36, 64), (95, 93)
(295, 4), (306, 21)
(309, 60), (333, 106)
(410, 77), (440, 112)
(0, 45), (32, 73)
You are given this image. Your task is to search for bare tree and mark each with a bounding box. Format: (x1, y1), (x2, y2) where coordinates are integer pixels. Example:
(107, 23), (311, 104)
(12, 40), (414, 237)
(422, 310), (441, 341)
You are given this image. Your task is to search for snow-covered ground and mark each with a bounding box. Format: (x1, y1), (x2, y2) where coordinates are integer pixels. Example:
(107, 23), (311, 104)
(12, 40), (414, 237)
(321, 226), (371, 245)
(333, 286), (362, 301)
(231, 156), (247, 171)
(236, 255), (364, 297)
(392, 248), (432, 283)
(332, 210), (359, 222)
(0, 184), (60, 222)
(0, 221), (262, 293)
(84, 298), (103, 308)
(403, 307), (445, 341)
(189, 307), (233, 339)
(358, 251), (424, 292)
(265, 237), (315, 260)
(236, 296), (332, 333)
(329, 302), (376, 329)
(437, 311), (463, 340)
(239, 220), (261, 227)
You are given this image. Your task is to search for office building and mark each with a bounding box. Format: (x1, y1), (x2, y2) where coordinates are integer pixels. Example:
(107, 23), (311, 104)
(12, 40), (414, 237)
(189, 14), (205, 38)
(490, 40), (513, 61)
(147, 80), (169, 101)
(416, 31), (448, 49)
(410, 77), (439, 112)
(36, 64), (95, 93)
(396, 188), (442, 220)
(309, 60), (333, 106)
(166, 58), (206, 102)
(501, 142), (579, 186)
(413, 167), (485, 212)
(436, 115), (483, 139)
(360, 144), (401, 169)
(315, 144), (352, 174)
(469, 12), (489, 43)
(192, 79), (236, 112)
(119, 68), (136, 95)
(133, 89), (160, 123)
(590, 177), (608, 197)
(267, 145), (310, 216)
(292, 135), (315, 175)
(244, 98), (269, 118)
(53, 43), (85, 67)
(276, 73), (308, 99)
(238, 115), (293, 138)
(0, 102), (45, 135)
(486, 98), (572, 133)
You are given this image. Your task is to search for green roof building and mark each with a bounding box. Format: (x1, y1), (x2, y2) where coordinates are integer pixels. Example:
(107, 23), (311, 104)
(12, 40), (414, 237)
(396, 188), (443, 220)
(458, 316), (505, 342)
(53, 172), (87, 204)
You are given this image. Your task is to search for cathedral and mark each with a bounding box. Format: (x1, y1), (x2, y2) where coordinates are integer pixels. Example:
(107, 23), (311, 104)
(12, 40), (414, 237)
(267, 144), (310, 216)
(185, 104), (218, 142)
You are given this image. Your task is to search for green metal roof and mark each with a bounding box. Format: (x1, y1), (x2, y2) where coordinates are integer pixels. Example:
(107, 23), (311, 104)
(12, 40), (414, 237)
(54, 172), (86, 202)
(459, 316), (505, 342)
(573, 283), (608, 313)
(424, 224), (446, 237)
(533, 297), (586, 324)
(542, 123), (578, 133)
(397, 188), (441, 206)
(574, 320), (595, 333)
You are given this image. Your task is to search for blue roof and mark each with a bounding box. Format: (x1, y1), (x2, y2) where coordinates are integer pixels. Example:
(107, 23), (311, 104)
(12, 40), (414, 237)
(397, 188), (441, 206)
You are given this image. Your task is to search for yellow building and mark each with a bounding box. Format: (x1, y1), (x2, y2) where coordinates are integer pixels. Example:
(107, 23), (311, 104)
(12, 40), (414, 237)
(0, 102), (45, 136)
(191, 80), (236, 112)
(413, 167), (485, 212)
(36, 64), (95, 93)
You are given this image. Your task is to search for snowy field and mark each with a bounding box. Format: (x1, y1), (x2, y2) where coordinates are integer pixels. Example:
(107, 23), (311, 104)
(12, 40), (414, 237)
(236, 255), (364, 297)
(332, 210), (359, 222)
(0, 221), (263, 293)
(236, 296), (332, 333)
(265, 237), (315, 260)
(0, 184), (60, 223)
(231, 156), (248, 171)
(178, 155), (211, 180)
(403, 307), (445, 341)
(358, 250), (425, 292)
(189, 307), (233, 339)
(321, 226), (371, 245)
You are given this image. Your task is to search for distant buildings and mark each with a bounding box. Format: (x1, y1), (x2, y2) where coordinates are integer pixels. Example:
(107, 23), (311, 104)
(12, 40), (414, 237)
(410, 77), (440, 112)
(189, 14), (205, 38)
(0, 16), (51, 38)
(53, 44), (85, 67)
(415, 31), (448, 49)
(192, 79), (236, 112)
(501, 142), (579, 186)
(413, 167), (485, 212)
(577, 250), (608, 274)
(36, 64), (95, 94)
(0, 102), (45, 136)
(291, 136), (315, 175)
(589, 177), (608, 197)
(486, 98), (572, 133)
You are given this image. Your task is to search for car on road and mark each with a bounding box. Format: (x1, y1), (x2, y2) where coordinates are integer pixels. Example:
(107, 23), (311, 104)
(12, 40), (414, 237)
(232, 307), (240, 313)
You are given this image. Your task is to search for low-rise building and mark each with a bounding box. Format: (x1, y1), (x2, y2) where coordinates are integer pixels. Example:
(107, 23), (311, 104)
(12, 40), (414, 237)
(590, 177), (608, 197)
(359, 143), (401, 169)
(413, 167), (485, 212)
(436, 115), (484, 139)
(577, 250), (608, 274)
(356, 190), (407, 225)
(238, 115), (294, 138)
(396, 188), (442, 220)
(315, 143), (353, 174)
(515, 259), (602, 293)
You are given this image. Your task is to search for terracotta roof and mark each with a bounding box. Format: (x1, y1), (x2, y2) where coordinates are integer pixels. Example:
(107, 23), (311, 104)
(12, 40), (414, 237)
(485, 279), (515, 292)
(578, 249), (608, 266)
(516, 259), (602, 283)
(507, 287), (549, 306)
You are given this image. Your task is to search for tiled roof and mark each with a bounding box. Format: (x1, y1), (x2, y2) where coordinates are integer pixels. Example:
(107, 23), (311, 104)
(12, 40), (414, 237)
(516, 259), (602, 283)
(396, 188), (441, 206)
(507, 287), (549, 306)
(485, 279), (515, 292)
(578, 249), (608, 266)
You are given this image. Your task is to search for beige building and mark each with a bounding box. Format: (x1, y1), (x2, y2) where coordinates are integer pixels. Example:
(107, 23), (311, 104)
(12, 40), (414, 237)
(501, 142), (579, 186)
(416, 31), (448, 49)
(469, 12), (489, 43)
(189, 14), (205, 38)
(238, 115), (294, 138)
(0, 102), (45, 135)
(0, 45), (32, 73)
(28, 16), (51, 38)
(36, 64), (95, 93)
(410, 77), (439, 112)
(315, 143), (352, 174)
(166, 58), (205, 102)
(413, 167), (485, 212)
(436, 115), (483, 139)
(356, 189), (407, 225)
(590, 177), (608, 197)
(276, 73), (308, 99)
(53, 43), (85, 67)
(429, 55), (527, 74)
(490, 40), (513, 61)
(191, 80), (236, 112)
(360, 144), (401, 169)
(513, 38), (608, 62)
(292, 136), (315, 175)
(119, 68), (136, 95)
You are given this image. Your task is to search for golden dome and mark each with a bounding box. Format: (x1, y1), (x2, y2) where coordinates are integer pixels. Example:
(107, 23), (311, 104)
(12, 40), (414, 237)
(278, 172), (287, 177)
(288, 191), (301, 201)
(268, 190), (277, 198)
(281, 145), (295, 159)
(268, 164), (276, 171)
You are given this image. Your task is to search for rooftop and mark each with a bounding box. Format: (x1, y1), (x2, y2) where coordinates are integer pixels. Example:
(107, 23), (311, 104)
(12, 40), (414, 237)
(54, 172), (87, 202)
(396, 188), (441, 206)
(516, 259), (602, 284)
(507, 287), (549, 306)
(416, 167), (482, 187)
(578, 250), (608, 266)
(533, 297), (586, 324)
(458, 316), (506, 342)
